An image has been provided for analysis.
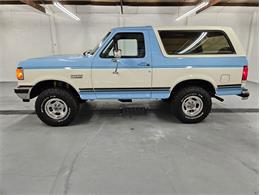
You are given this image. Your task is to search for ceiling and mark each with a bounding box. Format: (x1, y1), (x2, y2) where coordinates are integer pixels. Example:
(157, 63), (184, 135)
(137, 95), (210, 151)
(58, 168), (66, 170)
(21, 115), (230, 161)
(0, 0), (258, 6)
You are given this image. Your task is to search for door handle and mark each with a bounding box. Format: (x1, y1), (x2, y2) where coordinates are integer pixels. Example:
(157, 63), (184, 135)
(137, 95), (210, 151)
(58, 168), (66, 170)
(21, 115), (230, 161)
(138, 62), (150, 67)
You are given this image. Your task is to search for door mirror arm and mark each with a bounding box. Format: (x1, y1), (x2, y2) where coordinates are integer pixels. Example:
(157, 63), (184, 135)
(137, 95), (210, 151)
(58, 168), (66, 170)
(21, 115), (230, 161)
(112, 59), (119, 74)
(112, 49), (121, 74)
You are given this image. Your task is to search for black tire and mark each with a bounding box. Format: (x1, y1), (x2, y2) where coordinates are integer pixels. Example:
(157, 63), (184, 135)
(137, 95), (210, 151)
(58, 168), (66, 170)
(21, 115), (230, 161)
(171, 86), (212, 123)
(35, 88), (80, 126)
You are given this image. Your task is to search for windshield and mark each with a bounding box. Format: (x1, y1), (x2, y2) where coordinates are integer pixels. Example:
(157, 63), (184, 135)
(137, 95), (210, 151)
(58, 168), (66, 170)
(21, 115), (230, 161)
(88, 32), (111, 55)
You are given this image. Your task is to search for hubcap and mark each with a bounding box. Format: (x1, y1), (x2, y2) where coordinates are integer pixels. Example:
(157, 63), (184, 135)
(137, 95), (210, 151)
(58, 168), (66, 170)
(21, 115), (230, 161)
(181, 95), (203, 117)
(44, 98), (68, 120)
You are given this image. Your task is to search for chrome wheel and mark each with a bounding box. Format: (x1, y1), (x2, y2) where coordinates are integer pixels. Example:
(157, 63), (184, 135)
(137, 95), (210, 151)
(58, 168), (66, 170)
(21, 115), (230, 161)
(181, 95), (203, 117)
(44, 98), (68, 120)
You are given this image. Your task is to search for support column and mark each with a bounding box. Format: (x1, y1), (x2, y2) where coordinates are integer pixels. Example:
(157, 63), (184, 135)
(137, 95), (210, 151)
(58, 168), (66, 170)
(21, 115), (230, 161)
(48, 13), (58, 55)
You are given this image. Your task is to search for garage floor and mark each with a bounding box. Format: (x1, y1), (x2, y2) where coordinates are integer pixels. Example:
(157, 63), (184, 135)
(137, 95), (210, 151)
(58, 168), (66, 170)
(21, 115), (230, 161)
(0, 82), (258, 195)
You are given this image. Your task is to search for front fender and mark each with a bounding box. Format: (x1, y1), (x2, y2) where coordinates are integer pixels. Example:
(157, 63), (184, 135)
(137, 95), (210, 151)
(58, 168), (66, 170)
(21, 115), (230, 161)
(18, 68), (91, 92)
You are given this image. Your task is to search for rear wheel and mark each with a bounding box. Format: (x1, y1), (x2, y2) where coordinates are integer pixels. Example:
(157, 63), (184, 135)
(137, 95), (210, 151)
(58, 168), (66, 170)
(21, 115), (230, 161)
(35, 88), (79, 126)
(171, 86), (212, 123)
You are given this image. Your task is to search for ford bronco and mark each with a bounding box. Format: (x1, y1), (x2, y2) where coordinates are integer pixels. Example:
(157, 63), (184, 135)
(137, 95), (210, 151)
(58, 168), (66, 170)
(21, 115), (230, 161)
(14, 26), (249, 126)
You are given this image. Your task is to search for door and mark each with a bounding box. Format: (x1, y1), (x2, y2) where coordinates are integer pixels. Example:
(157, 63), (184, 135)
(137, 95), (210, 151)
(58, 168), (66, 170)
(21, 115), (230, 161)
(91, 31), (152, 99)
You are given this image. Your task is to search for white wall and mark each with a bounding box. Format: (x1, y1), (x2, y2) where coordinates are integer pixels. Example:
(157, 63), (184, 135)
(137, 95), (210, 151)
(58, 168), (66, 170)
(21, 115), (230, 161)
(0, 5), (258, 82)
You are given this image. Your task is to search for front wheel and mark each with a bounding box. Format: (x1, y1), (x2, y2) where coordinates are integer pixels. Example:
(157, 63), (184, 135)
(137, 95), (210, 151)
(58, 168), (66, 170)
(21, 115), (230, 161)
(35, 88), (80, 126)
(171, 86), (212, 123)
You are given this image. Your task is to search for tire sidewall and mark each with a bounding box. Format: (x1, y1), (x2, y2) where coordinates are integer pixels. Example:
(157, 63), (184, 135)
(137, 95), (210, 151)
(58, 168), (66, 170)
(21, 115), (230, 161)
(180, 92), (206, 120)
(172, 87), (212, 123)
(35, 88), (79, 126)
(40, 95), (71, 123)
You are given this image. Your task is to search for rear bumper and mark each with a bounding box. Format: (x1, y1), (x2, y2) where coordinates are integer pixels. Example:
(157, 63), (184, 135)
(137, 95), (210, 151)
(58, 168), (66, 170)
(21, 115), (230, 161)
(14, 86), (32, 102)
(237, 88), (250, 100)
(216, 85), (250, 100)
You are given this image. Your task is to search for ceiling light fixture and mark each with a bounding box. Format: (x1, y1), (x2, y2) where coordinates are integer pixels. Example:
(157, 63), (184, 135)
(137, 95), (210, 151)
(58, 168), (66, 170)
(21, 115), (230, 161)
(176, 1), (209, 21)
(53, 1), (80, 21)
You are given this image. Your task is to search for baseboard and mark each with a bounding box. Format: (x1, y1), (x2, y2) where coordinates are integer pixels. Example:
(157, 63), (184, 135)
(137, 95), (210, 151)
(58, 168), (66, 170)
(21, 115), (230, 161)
(0, 81), (17, 83)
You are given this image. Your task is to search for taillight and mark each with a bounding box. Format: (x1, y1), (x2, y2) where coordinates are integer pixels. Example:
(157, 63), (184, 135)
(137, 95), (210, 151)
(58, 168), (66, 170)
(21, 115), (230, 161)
(242, 65), (248, 81)
(16, 68), (24, 80)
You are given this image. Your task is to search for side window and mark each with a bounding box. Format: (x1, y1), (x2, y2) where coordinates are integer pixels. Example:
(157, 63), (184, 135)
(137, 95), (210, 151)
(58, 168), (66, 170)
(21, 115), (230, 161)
(100, 33), (145, 58)
(201, 32), (234, 54)
(118, 39), (138, 56)
(158, 30), (236, 55)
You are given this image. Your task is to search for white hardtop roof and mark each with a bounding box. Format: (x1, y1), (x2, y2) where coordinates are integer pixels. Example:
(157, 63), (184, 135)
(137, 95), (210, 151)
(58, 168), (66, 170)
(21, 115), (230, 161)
(153, 26), (233, 32)
(153, 26), (245, 56)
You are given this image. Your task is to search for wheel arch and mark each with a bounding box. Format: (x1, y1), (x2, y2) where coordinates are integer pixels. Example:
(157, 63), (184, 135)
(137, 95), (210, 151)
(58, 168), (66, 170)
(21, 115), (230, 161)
(170, 79), (216, 97)
(30, 79), (80, 100)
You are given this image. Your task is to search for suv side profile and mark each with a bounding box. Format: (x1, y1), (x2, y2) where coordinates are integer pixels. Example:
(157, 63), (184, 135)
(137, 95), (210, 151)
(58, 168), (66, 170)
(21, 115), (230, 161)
(15, 26), (249, 126)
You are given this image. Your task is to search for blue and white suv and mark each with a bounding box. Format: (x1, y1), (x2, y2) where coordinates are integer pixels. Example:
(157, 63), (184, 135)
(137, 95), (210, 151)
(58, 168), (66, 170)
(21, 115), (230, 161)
(15, 26), (249, 126)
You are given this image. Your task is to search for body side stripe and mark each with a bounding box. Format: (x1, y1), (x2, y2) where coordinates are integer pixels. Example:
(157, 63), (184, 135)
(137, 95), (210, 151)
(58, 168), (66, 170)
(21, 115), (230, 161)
(79, 87), (170, 92)
(217, 84), (242, 88)
(216, 87), (242, 96)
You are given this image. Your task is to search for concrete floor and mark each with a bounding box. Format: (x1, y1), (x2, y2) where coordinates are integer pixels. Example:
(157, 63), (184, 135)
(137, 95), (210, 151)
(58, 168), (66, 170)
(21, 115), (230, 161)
(0, 82), (259, 195)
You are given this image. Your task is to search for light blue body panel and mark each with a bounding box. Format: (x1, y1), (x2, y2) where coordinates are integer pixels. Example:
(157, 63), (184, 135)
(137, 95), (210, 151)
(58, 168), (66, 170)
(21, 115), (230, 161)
(18, 26), (247, 100)
(151, 91), (171, 99)
(216, 87), (242, 96)
(19, 55), (93, 69)
(79, 90), (171, 100)
(80, 91), (152, 100)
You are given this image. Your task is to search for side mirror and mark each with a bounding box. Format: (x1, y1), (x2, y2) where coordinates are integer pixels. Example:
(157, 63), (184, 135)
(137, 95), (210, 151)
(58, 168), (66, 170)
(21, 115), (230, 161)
(113, 49), (122, 59)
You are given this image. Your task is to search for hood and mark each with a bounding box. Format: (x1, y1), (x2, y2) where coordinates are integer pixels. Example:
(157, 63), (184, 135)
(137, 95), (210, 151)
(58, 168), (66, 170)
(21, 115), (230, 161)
(19, 54), (92, 69)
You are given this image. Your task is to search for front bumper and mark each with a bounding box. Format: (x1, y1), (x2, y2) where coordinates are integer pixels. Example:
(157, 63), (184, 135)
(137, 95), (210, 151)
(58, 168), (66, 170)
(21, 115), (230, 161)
(14, 86), (32, 102)
(237, 88), (250, 100)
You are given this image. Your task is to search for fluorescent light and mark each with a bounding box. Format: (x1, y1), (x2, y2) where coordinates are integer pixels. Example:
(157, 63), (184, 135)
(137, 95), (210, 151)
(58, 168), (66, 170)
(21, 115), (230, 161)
(178, 32), (207, 54)
(176, 1), (209, 21)
(53, 1), (80, 21)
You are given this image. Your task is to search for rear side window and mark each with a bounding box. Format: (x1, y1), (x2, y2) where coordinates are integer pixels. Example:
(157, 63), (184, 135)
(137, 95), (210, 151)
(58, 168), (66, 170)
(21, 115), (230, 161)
(158, 30), (236, 55)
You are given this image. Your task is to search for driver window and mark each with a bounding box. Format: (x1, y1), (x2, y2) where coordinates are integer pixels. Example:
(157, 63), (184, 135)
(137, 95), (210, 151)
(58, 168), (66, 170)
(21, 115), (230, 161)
(118, 39), (138, 56)
(100, 32), (145, 58)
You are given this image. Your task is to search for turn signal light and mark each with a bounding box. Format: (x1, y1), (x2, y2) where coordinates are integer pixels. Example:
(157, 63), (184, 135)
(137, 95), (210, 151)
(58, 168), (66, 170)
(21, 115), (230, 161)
(16, 68), (24, 80)
(242, 65), (248, 81)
